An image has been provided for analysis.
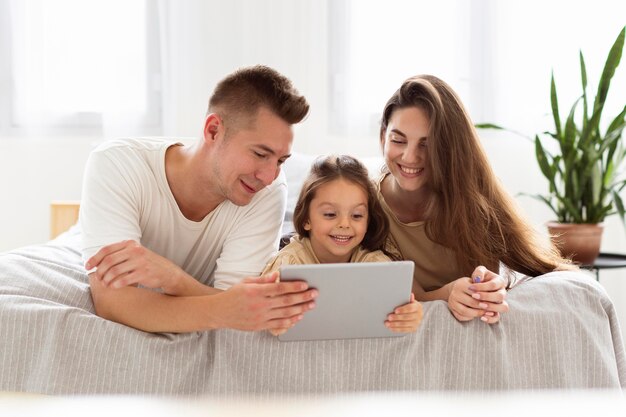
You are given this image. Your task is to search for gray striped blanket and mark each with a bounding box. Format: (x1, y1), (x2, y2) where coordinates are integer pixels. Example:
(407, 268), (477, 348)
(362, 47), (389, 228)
(1, 231), (625, 395)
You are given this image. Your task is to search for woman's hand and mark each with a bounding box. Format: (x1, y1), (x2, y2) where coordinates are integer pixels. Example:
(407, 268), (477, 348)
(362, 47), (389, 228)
(447, 266), (508, 324)
(385, 294), (423, 333)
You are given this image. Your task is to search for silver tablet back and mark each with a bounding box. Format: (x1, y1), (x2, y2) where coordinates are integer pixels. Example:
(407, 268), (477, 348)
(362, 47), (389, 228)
(278, 261), (414, 341)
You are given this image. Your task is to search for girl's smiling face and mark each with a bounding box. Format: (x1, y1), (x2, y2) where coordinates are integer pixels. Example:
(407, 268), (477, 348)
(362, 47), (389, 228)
(304, 178), (369, 263)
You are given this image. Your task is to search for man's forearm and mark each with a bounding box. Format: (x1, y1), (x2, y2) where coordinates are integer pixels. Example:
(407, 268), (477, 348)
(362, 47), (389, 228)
(164, 272), (222, 297)
(90, 275), (222, 333)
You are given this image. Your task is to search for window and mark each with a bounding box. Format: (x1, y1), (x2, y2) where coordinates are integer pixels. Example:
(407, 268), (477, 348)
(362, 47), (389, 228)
(0, 0), (161, 137)
(328, 0), (473, 137)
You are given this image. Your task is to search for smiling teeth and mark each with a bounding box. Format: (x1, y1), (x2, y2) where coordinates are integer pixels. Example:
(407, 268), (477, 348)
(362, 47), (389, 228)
(332, 236), (351, 242)
(400, 166), (423, 174)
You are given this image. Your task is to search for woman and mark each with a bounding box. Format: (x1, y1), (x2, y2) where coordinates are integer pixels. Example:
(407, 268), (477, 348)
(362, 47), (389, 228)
(377, 74), (574, 324)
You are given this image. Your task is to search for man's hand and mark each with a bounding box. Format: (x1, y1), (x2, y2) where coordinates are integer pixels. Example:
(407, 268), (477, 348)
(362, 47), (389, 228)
(86, 242), (319, 332)
(214, 272), (318, 331)
(85, 240), (195, 295)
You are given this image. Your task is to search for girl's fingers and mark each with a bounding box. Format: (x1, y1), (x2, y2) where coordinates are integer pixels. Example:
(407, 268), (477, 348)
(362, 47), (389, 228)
(386, 325), (418, 333)
(393, 300), (421, 315)
(269, 327), (288, 336)
(388, 313), (422, 324)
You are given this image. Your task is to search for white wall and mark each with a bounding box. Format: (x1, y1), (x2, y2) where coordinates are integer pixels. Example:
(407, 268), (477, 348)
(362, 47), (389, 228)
(0, 138), (93, 250)
(1, 0), (625, 336)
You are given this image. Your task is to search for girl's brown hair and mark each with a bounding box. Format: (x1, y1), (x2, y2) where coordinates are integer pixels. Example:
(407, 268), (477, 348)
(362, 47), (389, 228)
(380, 74), (573, 276)
(293, 155), (390, 253)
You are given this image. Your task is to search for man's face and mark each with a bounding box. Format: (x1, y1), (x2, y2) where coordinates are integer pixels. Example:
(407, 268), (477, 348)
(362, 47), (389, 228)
(210, 107), (293, 206)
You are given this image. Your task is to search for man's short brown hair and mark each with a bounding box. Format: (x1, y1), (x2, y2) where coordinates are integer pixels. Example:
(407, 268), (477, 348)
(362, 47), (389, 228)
(208, 65), (309, 132)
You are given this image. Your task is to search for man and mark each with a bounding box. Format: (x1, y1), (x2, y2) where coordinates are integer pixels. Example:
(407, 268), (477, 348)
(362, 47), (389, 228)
(80, 65), (317, 333)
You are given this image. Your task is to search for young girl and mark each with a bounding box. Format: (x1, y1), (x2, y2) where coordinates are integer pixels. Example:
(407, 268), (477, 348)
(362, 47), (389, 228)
(377, 74), (575, 324)
(263, 154), (422, 334)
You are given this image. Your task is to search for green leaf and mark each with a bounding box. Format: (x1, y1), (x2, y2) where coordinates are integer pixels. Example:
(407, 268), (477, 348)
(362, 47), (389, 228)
(535, 135), (556, 185)
(583, 27), (625, 145)
(550, 71), (562, 139)
(605, 105), (626, 139)
(599, 122), (625, 162)
(563, 96), (582, 155)
(591, 162), (603, 205)
(489, 27), (626, 226)
(475, 123), (505, 130)
(580, 51), (589, 133)
(555, 194), (583, 222)
(614, 191), (626, 225)
(519, 192), (561, 219)
(593, 27), (624, 114)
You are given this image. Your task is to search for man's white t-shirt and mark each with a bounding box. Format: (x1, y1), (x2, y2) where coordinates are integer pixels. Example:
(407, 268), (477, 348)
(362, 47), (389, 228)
(79, 137), (287, 290)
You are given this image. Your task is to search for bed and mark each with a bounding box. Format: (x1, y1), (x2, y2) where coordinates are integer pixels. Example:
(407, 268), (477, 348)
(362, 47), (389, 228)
(1, 225), (625, 395)
(2, 152), (625, 395)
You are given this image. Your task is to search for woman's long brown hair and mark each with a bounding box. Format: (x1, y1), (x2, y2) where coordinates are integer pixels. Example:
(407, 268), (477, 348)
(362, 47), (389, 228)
(380, 75), (573, 277)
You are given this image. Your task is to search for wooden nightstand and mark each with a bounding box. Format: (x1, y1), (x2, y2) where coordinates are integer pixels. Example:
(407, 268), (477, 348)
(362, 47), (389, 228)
(50, 201), (81, 239)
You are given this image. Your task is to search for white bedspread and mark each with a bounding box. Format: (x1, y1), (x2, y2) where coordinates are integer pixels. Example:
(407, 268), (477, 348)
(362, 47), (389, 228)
(1, 230), (624, 395)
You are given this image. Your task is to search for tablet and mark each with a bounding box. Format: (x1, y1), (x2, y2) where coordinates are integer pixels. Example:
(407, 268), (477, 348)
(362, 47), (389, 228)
(278, 261), (414, 341)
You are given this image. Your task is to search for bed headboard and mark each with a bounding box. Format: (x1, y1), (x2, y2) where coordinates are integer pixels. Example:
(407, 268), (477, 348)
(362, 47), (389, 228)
(50, 201), (80, 239)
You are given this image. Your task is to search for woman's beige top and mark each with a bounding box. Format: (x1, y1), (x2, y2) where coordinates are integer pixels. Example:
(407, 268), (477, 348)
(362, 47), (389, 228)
(376, 174), (465, 290)
(262, 235), (391, 276)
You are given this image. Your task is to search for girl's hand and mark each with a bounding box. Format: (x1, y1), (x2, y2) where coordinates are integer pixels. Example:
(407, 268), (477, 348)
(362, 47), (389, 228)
(385, 294), (423, 333)
(447, 266), (508, 324)
(269, 328), (288, 336)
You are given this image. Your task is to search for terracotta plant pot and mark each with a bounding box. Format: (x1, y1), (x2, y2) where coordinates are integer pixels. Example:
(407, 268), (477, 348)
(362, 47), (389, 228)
(546, 221), (604, 265)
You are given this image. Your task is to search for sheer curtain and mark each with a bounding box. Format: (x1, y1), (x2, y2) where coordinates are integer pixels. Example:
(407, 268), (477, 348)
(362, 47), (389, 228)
(155, 0), (330, 143)
(329, 0), (473, 137)
(4, 0), (161, 138)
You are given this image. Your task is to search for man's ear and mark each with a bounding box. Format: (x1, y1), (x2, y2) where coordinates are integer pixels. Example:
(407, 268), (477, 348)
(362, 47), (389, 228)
(203, 113), (222, 143)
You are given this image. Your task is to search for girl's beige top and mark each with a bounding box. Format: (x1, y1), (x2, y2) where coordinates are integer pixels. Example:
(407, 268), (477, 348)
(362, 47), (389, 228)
(262, 235), (390, 276)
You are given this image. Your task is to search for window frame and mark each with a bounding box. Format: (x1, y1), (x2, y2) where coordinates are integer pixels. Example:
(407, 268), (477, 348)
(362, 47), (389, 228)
(0, 0), (162, 139)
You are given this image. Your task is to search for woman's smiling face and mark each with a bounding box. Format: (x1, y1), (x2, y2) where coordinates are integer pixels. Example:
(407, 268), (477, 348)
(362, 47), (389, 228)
(381, 106), (430, 193)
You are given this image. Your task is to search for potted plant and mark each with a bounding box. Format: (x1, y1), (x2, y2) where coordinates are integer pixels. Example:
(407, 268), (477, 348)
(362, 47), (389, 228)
(478, 27), (626, 265)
